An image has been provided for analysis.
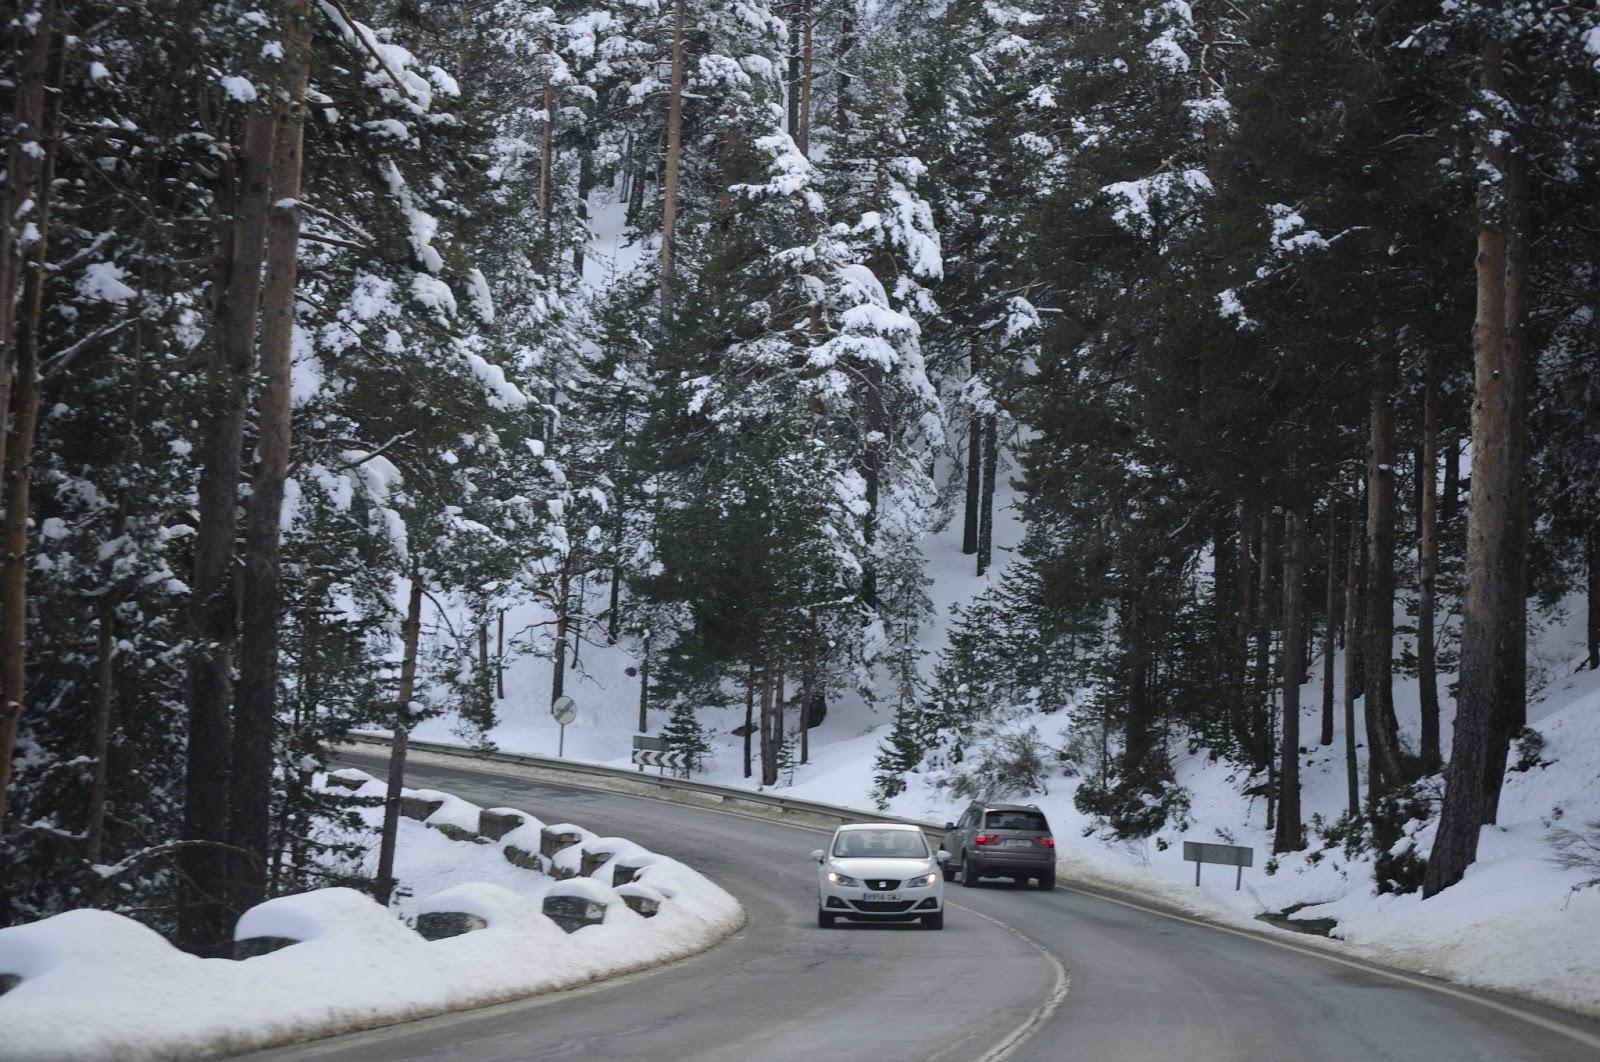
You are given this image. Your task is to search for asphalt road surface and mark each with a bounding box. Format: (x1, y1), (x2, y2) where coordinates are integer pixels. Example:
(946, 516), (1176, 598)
(249, 754), (1600, 1062)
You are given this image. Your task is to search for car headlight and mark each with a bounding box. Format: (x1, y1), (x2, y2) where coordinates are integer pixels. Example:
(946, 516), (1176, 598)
(904, 872), (938, 888)
(827, 870), (861, 886)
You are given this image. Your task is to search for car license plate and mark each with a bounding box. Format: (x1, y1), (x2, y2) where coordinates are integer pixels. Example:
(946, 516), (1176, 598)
(1002, 839), (1032, 847)
(862, 892), (898, 902)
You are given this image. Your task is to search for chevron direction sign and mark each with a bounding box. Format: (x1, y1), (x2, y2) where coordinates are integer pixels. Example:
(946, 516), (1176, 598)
(631, 748), (686, 768)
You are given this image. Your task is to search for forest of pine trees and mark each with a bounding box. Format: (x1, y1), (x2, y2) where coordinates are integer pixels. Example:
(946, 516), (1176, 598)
(0, 0), (1596, 951)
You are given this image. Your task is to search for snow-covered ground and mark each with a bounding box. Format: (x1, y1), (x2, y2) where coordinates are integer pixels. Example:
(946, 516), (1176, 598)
(411, 457), (1600, 1018)
(0, 770), (744, 1061)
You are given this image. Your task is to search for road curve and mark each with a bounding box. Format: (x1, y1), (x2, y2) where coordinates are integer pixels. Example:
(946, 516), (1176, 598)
(248, 754), (1600, 1062)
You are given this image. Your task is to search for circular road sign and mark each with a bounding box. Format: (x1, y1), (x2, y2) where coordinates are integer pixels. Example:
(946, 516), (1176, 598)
(551, 695), (577, 725)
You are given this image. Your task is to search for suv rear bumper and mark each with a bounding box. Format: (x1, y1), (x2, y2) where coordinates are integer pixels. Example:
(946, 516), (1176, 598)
(970, 849), (1052, 871)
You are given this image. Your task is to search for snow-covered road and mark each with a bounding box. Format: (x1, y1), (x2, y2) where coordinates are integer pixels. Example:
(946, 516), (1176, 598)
(247, 753), (1600, 1062)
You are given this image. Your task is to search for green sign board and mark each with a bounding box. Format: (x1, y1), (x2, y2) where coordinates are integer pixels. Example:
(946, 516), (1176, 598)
(633, 734), (668, 753)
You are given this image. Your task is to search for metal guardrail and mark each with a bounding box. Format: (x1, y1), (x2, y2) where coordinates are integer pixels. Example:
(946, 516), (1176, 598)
(341, 732), (948, 842)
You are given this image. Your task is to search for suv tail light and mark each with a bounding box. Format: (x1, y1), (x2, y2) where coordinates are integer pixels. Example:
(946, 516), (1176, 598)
(974, 834), (996, 845)
(1039, 837), (1055, 847)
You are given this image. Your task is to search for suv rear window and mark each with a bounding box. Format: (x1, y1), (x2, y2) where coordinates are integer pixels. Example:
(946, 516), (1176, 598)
(985, 810), (1049, 832)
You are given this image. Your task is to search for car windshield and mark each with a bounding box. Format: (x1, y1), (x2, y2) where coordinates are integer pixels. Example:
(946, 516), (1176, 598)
(832, 829), (929, 859)
(984, 811), (1049, 832)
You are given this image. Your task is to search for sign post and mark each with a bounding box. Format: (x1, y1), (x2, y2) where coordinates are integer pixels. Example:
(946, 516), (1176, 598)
(1182, 841), (1254, 891)
(551, 695), (577, 757)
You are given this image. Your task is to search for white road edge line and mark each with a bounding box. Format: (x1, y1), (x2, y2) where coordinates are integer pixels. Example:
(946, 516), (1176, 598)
(956, 903), (1071, 1062)
(1052, 883), (1600, 1051)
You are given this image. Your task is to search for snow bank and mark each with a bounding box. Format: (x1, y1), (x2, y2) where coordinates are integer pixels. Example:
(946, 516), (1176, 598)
(0, 774), (744, 1061)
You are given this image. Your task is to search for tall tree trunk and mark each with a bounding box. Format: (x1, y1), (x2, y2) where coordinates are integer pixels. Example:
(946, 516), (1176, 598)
(796, 0), (814, 155)
(539, 36), (555, 247)
(1478, 137), (1530, 826)
(1232, 505), (1255, 757)
(1252, 512), (1279, 770)
(609, 495), (625, 644)
(1276, 508), (1307, 852)
(0, 4), (58, 839)
(1418, 346), (1442, 772)
(743, 660), (755, 779)
(1122, 599), (1151, 774)
(786, 0), (802, 137)
(1363, 335), (1405, 799)
(1588, 524), (1599, 671)
(1321, 495), (1337, 747)
(861, 367), (884, 608)
(552, 560), (571, 705)
(375, 573), (424, 905)
(759, 657), (777, 786)
(496, 610), (505, 698)
(180, 100), (278, 954)
(229, 0), (313, 911)
(976, 410), (997, 576)
(658, 0), (686, 320)
(1343, 500), (1362, 819)
(573, 100), (597, 279)
(1425, 41), (1529, 896)
(800, 613), (816, 765)
(637, 629), (651, 734)
(835, 2), (854, 129)
(962, 338), (981, 555)
(0, 0), (55, 516)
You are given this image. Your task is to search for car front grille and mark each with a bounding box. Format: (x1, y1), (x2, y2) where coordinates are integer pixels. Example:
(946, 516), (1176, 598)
(864, 879), (901, 890)
(851, 900), (914, 913)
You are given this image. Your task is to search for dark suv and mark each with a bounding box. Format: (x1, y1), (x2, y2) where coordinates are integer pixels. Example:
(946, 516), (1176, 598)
(941, 802), (1056, 889)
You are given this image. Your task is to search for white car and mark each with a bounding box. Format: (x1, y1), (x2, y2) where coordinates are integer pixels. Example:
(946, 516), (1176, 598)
(812, 823), (949, 930)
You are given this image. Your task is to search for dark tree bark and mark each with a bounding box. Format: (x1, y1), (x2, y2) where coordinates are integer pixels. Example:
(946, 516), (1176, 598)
(786, 0), (801, 136)
(497, 610), (505, 698)
(1321, 495), (1337, 747)
(1588, 524), (1599, 671)
(1276, 508), (1307, 853)
(743, 660), (755, 779)
(658, 0), (686, 319)
(1122, 599), (1152, 775)
(1343, 501), (1362, 819)
(230, 0), (314, 911)
(1363, 336), (1405, 799)
(551, 560), (571, 705)
(1232, 505), (1255, 757)
(637, 629), (651, 735)
(796, 0), (814, 155)
(976, 410), (997, 576)
(573, 98), (598, 279)
(0, 4), (58, 839)
(861, 367), (885, 609)
(1252, 512), (1279, 770)
(1418, 346), (1443, 772)
(962, 338), (981, 555)
(759, 657), (778, 786)
(1425, 41), (1529, 896)
(1442, 433), (1461, 524)
(181, 100), (278, 952)
(376, 574), (425, 905)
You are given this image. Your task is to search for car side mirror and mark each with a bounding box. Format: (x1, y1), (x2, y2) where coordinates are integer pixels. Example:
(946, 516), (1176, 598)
(935, 850), (951, 863)
(810, 849), (825, 863)
(944, 821), (956, 831)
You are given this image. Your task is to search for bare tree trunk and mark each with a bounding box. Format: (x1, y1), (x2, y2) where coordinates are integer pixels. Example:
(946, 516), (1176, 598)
(552, 561), (571, 705)
(1232, 505), (1255, 756)
(376, 575), (424, 905)
(1342, 500), (1361, 819)
(496, 610), (505, 698)
(835, 2), (854, 129)
(0, 0), (55, 513)
(637, 629), (651, 734)
(609, 499), (625, 644)
(962, 337), (981, 555)
(181, 99), (278, 953)
(539, 35), (555, 246)
(862, 367), (884, 608)
(1442, 433), (1461, 525)
(1425, 41), (1528, 896)
(658, 0), (686, 320)
(796, 0), (814, 155)
(800, 613), (816, 765)
(1478, 138), (1530, 826)
(87, 330), (143, 867)
(743, 660), (755, 779)
(1252, 512), (1279, 770)
(1588, 524), (1599, 671)
(0, 5), (58, 838)
(977, 410), (997, 576)
(1321, 495), (1337, 747)
(573, 100), (597, 279)
(786, 0), (802, 137)
(1363, 335), (1405, 799)
(759, 657), (777, 786)
(1276, 508), (1307, 852)
(230, 0), (314, 911)
(1418, 346), (1442, 772)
